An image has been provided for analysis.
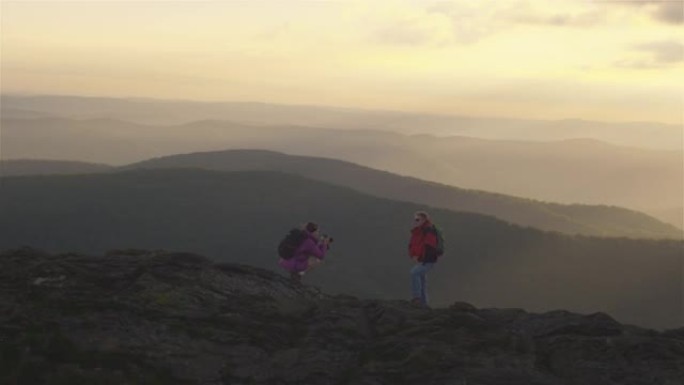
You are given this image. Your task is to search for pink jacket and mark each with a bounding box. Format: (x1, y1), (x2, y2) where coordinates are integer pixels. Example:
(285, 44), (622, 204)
(278, 232), (328, 273)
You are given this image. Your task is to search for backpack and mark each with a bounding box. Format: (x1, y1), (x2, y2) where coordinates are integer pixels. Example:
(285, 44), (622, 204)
(426, 225), (445, 257)
(278, 228), (308, 260)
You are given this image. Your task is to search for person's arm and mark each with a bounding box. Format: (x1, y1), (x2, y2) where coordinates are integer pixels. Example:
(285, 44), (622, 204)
(300, 238), (328, 260)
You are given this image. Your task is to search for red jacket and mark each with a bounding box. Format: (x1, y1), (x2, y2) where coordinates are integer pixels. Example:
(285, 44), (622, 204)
(408, 221), (439, 263)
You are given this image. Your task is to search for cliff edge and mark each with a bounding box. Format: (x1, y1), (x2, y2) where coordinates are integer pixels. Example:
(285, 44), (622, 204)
(1, 248), (682, 385)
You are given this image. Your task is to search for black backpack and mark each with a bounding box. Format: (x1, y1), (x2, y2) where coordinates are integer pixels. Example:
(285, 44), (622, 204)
(433, 225), (445, 256)
(278, 228), (308, 260)
(425, 225), (445, 257)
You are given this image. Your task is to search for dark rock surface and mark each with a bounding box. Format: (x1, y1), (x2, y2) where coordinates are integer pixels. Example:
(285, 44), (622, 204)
(1, 248), (682, 385)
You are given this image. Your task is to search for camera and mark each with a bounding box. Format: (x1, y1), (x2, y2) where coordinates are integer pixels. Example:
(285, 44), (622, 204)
(322, 234), (334, 243)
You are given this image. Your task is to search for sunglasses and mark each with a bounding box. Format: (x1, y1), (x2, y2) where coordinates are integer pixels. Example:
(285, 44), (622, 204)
(414, 218), (423, 222)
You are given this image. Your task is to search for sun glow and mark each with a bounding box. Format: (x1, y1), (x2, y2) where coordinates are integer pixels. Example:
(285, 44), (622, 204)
(2, 0), (682, 123)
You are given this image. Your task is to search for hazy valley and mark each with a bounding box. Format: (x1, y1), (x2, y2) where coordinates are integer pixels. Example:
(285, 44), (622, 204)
(2, 98), (682, 229)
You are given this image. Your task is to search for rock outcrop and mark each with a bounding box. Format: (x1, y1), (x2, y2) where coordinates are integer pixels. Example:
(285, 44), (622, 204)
(1, 248), (682, 385)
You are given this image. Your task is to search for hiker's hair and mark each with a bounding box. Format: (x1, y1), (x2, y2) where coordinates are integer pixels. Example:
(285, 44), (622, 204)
(304, 222), (319, 233)
(415, 211), (430, 221)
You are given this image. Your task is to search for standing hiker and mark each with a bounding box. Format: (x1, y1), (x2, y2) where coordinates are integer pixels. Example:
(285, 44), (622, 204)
(408, 211), (443, 306)
(278, 222), (331, 283)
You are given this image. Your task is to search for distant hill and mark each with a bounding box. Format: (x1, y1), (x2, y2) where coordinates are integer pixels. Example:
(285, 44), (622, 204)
(648, 207), (684, 232)
(0, 107), (56, 119)
(0, 159), (112, 176)
(127, 149), (683, 239)
(3, 94), (681, 150)
(3, 151), (678, 238)
(2, 248), (682, 384)
(0, 169), (681, 329)
(2, 116), (680, 221)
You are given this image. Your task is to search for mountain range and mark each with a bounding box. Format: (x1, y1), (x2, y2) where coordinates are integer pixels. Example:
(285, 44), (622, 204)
(0, 168), (681, 329)
(128, 149), (682, 238)
(3, 115), (682, 229)
(3, 94), (681, 150)
(3, 150), (681, 238)
(0, 159), (112, 176)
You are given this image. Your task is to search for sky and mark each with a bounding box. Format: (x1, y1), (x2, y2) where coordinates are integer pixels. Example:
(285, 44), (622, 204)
(1, 0), (682, 124)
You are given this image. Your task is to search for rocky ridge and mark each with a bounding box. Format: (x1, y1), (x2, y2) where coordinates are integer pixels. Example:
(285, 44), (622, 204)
(1, 248), (682, 385)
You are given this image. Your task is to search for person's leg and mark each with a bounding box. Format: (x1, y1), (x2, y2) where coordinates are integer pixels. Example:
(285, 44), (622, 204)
(419, 263), (434, 305)
(411, 263), (433, 304)
(410, 264), (423, 302)
(307, 257), (322, 271)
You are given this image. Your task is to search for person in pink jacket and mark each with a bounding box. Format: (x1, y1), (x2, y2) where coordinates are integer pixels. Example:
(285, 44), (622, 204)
(278, 222), (330, 283)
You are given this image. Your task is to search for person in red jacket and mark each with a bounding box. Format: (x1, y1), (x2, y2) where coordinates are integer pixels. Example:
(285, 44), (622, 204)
(408, 211), (439, 306)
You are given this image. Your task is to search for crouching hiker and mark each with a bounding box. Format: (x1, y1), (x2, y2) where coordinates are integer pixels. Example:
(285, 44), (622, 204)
(408, 211), (444, 307)
(278, 222), (331, 284)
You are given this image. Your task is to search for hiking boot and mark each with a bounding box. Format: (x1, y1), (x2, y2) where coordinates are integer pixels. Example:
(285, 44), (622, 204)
(290, 272), (303, 285)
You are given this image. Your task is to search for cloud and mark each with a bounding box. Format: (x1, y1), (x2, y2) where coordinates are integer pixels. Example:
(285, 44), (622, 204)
(653, 1), (683, 24)
(508, 1), (607, 28)
(494, 0), (680, 27)
(636, 40), (684, 63)
(365, 2), (502, 47)
(607, 0), (683, 25)
(255, 23), (291, 41)
(513, 11), (604, 27)
(372, 24), (439, 46)
(366, 6), (461, 47)
(615, 59), (663, 70)
(617, 40), (683, 69)
(478, 0), (608, 27)
(371, 14), (454, 46)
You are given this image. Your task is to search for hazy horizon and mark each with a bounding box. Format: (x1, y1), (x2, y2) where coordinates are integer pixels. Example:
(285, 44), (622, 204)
(4, 91), (684, 128)
(3, 94), (683, 154)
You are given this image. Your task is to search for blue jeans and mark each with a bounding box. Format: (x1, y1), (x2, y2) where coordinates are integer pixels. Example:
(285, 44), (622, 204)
(411, 263), (434, 305)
